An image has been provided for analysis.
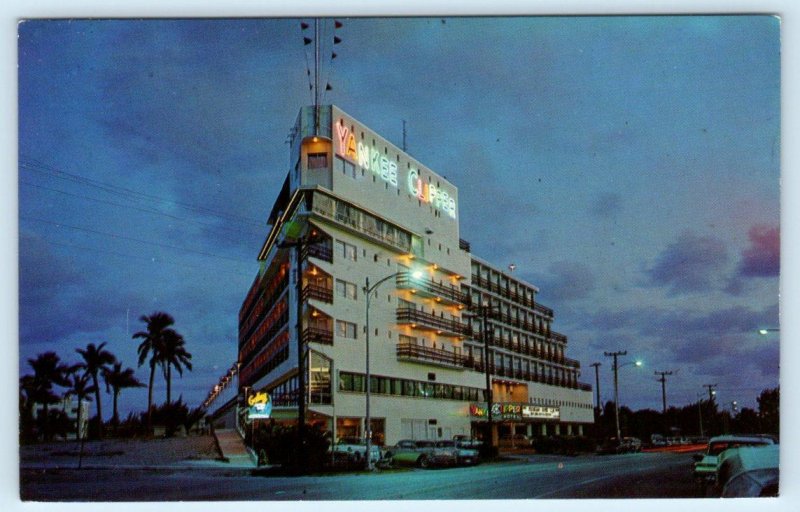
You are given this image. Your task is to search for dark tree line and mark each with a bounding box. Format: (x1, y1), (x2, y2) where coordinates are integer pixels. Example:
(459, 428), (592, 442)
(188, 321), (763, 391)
(591, 387), (780, 441)
(20, 311), (199, 443)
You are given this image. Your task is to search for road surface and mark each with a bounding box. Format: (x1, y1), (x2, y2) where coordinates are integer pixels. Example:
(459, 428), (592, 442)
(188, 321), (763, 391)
(22, 451), (708, 501)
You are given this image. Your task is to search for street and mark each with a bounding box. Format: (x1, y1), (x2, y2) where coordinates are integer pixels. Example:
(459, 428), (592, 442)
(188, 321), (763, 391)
(22, 451), (705, 501)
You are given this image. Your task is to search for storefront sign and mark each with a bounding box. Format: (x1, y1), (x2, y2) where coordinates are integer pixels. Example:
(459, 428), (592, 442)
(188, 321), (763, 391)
(470, 403), (560, 421)
(335, 118), (457, 218)
(522, 405), (560, 420)
(247, 391), (272, 419)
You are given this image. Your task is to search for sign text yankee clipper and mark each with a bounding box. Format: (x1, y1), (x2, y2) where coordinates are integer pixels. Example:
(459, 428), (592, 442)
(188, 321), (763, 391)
(335, 120), (457, 219)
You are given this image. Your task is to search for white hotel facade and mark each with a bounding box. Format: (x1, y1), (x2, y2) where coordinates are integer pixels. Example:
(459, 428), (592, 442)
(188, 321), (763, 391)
(233, 105), (594, 445)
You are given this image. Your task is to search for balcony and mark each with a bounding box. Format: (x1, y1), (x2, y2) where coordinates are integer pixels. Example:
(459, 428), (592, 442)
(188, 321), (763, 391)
(396, 272), (466, 305)
(302, 327), (333, 346)
(470, 274), (554, 317)
(459, 238), (471, 252)
(301, 284), (333, 304)
(550, 330), (567, 344)
(396, 343), (465, 369)
(396, 307), (469, 337)
(563, 356), (580, 368)
(301, 243), (333, 263)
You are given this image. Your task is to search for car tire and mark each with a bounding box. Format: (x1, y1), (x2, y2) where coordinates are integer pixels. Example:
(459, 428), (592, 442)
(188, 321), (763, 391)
(418, 455), (429, 468)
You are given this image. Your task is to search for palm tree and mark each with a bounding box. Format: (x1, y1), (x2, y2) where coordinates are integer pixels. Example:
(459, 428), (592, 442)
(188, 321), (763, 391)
(25, 352), (70, 440)
(63, 365), (96, 443)
(160, 330), (192, 405)
(76, 342), (116, 439)
(103, 362), (144, 432)
(133, 312), (176, 430)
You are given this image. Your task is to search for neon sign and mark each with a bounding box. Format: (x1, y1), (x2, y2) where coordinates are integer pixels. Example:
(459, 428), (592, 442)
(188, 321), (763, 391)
(336, 122), (397, 187)
(247, 391), (272, 419)
(335, 118), (457, 219)
(408, 169), (456, 219)
(470, 403), (559, 421)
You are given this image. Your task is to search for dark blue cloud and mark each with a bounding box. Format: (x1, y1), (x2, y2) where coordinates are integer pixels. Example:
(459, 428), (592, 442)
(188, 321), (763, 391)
(645, 231), (729, 294)
(589, 192), (623, 218)
(535, 261), (596, 302)
(738, 224), (779, 277)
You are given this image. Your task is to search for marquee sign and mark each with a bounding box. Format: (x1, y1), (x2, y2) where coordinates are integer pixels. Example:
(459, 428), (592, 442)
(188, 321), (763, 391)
(334, 118), (456, 219)
(470, 403), (560, 421)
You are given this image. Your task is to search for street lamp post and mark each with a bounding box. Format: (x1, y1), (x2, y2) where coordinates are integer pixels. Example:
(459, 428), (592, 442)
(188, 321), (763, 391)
(363, 270), (420, 470)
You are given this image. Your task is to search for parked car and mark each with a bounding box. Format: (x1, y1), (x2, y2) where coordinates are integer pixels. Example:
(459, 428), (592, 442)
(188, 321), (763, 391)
(499, 433), (531, 449)
(597, 437), (641, 455)
(437, 439), (480, 466)
(719, 444), (779, 497)
(650, 434), (667, 447)
(330, 437), (382, 464)
(452, 434), (483, 449)
(692, 435), (775, 485)
(385, 439), (457, 468)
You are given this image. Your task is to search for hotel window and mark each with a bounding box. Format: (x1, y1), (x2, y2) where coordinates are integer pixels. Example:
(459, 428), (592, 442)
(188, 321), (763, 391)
(335, 279), (357, 300)
(398, 298), (416, 310)
(336, 320), (357, 339)
(335, 240), (357, 261)
(308, 152), (328, 169)
(399, 334), (417, 346)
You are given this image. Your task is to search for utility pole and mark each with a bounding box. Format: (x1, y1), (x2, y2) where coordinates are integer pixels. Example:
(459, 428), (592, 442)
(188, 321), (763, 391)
(482, 305), (494, 456)
(703, 384), (718, 436)
(654, 371), (674, 414)
(278, 229), (323, 474)
(604, 351), (626, 441)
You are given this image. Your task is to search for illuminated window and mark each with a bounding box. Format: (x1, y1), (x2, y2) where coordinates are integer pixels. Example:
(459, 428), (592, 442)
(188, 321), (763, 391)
(308, 152), (327, 169)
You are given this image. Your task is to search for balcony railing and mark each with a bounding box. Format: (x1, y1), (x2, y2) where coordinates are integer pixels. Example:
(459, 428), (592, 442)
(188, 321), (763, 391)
(470, 274), (554, 317)
(397, 343), (465, 369)
(550, 331), (567, 344)
(301, 243), (333, 263)
(301, 284), (333, 304)
(396, 272), (466, 305)
(396, 307), (469, 336)
(459, 238), (471, 252)
(302, 327), (333, 346)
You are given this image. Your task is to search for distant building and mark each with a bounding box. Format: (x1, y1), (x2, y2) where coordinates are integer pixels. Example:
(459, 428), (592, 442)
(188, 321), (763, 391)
(234, 105), (593, 445)
(33, 397), (90, 440)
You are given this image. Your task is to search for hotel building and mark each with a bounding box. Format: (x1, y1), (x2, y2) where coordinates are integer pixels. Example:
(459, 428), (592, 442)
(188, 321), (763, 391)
(233, 105), (594, 445)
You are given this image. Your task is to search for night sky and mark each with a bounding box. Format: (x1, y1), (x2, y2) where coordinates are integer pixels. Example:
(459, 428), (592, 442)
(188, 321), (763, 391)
(17, 16), (781, 420)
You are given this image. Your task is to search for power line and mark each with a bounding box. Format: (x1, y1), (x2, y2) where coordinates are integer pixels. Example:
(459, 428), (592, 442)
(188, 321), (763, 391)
(19, 157), (266, 227)
(40, 239), (254, 279)
(20, 180), (264, 240)
(21, 215), (254, 265)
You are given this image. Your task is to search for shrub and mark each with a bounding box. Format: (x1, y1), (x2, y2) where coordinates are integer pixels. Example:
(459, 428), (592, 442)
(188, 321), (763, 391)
(253, 422), (331, 472)
(531, 435), (596, 455)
